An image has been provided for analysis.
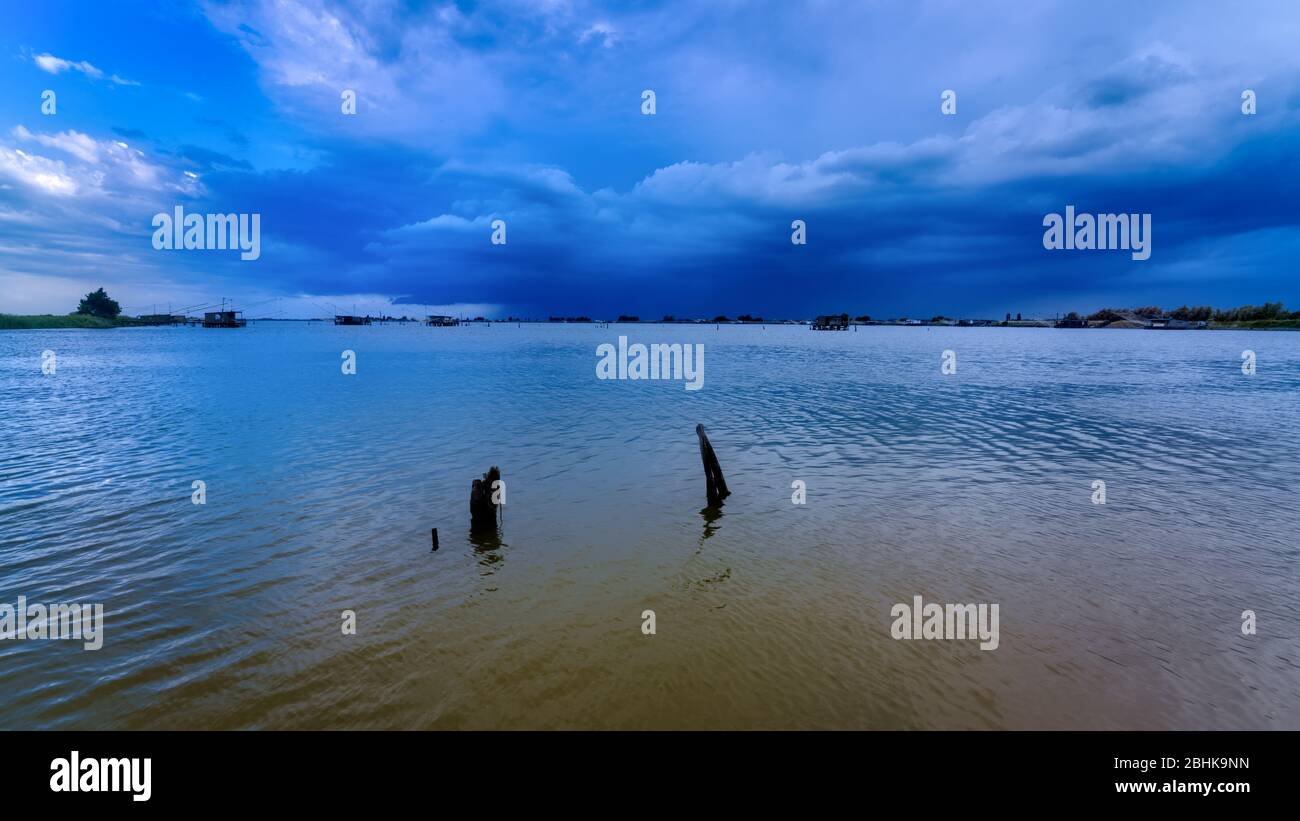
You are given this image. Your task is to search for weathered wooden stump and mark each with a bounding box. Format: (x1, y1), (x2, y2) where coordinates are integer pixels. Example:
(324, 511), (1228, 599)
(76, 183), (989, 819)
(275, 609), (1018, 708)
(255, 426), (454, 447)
(470, 466), (502, 531)
(695, 424), (730, 507)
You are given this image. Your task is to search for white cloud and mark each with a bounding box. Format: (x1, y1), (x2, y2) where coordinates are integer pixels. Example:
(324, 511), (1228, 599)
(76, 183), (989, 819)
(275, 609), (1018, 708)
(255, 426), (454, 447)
(390, 213), (489, 234)
(12, 125), (100, 163)
(33, 52), (139, 85)
(626, 54), (1291, 211)
(578, 21), (618, 48)
(202, 0), (505, 145)
(34, 53), (103, 78)
(7, 126), (190, 196)
(0, 128), (205, 304)
(0, 147), (77, 196)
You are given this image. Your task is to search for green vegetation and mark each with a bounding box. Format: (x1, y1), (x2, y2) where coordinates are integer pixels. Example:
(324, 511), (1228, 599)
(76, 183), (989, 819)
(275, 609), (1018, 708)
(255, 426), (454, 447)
(0, 313), (120, 329)
(1216, 318), (1300, 330)
(76, 287), (122, 320)
(1082, 302), (1300, 330)
(0, 288), (140, 329)
(1207, 301), (1295, 323)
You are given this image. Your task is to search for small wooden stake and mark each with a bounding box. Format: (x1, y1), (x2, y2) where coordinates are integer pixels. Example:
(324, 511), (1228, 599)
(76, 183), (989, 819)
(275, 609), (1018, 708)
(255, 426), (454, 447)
(431, 527), (439, 551)
(696, 424), (730, 507)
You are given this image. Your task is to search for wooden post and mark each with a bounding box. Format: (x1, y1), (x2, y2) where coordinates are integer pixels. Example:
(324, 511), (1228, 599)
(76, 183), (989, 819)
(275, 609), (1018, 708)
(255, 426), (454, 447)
(431, 528), (439, 551)
(470, 466), (502, 531)
(695, 424), (730, 506)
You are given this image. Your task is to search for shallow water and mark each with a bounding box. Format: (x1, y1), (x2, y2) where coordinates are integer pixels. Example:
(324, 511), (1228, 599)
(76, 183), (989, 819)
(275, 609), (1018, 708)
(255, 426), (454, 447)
(1, 322), (1298, 729)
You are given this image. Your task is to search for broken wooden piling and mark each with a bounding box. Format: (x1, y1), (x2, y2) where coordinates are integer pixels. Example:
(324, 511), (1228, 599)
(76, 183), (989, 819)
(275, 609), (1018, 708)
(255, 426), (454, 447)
(431, 527), (439, 551)
(470, 466), (502, 531)
(695, 424), (730, 507)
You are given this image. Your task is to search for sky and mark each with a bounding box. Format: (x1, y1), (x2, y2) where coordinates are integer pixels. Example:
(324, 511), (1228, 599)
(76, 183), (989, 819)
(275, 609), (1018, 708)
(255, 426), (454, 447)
(1, 0), (1298, 320)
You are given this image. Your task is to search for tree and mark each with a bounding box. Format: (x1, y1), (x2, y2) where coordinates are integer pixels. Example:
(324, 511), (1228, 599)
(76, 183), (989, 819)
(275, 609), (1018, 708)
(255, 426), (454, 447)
(1088, 308), (1124, 323)
(77, 287), (121, 319)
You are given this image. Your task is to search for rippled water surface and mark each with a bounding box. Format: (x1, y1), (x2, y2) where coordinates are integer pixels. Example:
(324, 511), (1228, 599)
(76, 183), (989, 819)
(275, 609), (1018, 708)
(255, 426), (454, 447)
(2, 323), (1298, 729)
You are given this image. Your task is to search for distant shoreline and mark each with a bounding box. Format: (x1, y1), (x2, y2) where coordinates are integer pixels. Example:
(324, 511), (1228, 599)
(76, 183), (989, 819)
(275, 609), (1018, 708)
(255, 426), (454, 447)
(5, 312), (1299, 331)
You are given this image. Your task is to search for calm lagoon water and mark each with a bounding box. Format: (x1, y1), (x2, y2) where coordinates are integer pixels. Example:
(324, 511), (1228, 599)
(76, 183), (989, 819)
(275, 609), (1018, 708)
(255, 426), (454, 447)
(1, 322), (1298, 729)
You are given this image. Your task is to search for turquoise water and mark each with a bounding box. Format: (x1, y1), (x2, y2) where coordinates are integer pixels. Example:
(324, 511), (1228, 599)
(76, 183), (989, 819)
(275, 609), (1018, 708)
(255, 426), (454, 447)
(1, 322), (1298, 728)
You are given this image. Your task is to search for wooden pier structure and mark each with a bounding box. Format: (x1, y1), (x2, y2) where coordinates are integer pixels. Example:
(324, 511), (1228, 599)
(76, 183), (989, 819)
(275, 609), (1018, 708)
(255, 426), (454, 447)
(811, 313), (850, 330)
(202, 310), (246, 328)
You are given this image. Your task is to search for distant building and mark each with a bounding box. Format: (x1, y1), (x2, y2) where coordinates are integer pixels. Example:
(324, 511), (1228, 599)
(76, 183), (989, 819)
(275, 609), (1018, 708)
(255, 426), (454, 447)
(136, 314), (186, 325)
(426, 315), (458, 326)
(811, 314), (850, 330)
(203, 310), (245, 328)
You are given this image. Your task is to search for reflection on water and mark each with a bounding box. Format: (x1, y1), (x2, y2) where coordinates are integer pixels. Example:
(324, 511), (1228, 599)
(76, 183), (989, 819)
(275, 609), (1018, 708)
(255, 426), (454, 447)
(469, 526), (507, 575)
(469, 489), (506, 574)
(698, 506), (723, 546)
(469, 528), (505, 553)
(2, 322), (1299, 729)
